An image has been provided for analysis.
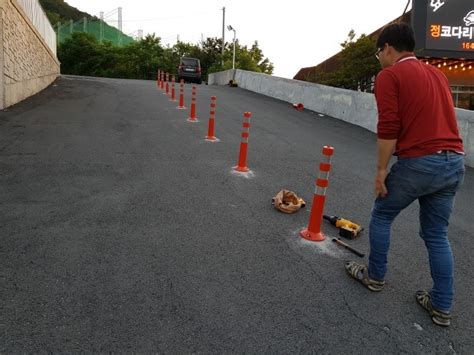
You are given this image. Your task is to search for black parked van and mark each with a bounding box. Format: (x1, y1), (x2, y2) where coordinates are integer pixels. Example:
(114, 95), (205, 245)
(178, 57), (202, 84)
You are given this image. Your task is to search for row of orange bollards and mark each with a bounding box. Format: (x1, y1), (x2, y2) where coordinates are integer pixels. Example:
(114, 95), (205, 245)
(158, 69), (225, 146)
(157, 69), (333, 242)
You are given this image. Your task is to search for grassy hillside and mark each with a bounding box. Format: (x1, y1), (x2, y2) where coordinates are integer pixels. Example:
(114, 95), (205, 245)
(39, 0), (93, 26)
(39, 0), (134, 47)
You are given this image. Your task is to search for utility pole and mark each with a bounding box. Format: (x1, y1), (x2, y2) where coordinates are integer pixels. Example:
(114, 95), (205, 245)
(118, 7), (123, 45)
(221, 7), (225, 67)
(100, 11), (104, 42)
(118, 7), (122, 31)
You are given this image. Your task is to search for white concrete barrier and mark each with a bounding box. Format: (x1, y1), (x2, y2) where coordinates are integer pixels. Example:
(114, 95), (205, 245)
(209, 69), (474, 167)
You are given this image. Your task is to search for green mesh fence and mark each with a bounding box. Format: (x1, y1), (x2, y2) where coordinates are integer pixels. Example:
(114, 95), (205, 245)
(56, 18), (135, 47)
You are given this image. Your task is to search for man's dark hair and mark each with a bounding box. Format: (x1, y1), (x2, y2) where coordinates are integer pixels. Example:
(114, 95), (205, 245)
(376, 22), (415, 52)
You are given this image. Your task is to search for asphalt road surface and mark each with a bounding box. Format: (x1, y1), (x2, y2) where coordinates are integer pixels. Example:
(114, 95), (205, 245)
(1, 76), (473, 353)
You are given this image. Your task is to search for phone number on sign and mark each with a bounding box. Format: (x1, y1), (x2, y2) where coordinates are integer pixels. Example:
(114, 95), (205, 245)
(462, 42), (474, 50)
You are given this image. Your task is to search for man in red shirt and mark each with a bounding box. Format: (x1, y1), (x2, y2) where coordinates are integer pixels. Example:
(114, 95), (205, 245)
(344, 23), (465, 327)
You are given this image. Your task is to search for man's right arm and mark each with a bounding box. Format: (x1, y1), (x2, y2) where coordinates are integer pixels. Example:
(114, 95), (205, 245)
(375, 138), (397, 197)
(374, 70), (400, 197)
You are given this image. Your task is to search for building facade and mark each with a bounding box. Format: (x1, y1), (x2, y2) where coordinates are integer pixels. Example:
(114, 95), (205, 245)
(294, 1), (474, 110)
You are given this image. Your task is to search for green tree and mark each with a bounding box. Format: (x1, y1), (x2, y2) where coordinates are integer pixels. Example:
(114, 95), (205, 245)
(58, 31), (274, 80)
(340, 29), (356, 47)
(248, 41), (274, 74)
(173, 41), (199, 59)
(94, 42), (123, 78)
(45, 11), (61, 26)
(207, 40), (273, 75)
(123, 34), (165, 79)
(234, 42), (260, 72)
(197, 37), (227, 78)
(318, 31), (379, 92)
(39, 0), (91, 24)
(58, 32), (101, 75)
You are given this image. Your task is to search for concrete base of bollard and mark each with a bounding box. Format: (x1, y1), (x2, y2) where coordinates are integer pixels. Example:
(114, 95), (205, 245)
(234, 166), (250, 173)
(300, 228), (326, 242)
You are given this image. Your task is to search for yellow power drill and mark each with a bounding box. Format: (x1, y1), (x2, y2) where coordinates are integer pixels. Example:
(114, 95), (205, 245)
(323, 215), (363, 239)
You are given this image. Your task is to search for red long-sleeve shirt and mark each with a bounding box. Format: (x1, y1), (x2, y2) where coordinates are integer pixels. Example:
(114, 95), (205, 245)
(374, 55), (464, 158)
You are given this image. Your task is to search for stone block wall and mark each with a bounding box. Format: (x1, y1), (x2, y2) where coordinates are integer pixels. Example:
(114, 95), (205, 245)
(0, 0), (59, 109)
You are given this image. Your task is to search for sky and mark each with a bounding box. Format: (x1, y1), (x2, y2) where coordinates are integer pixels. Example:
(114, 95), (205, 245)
(64, 0), (412, 79)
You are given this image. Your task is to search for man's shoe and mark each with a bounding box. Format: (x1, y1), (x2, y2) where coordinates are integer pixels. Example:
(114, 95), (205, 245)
(344, 261), (385, 292)
(415, 290), (451, 327)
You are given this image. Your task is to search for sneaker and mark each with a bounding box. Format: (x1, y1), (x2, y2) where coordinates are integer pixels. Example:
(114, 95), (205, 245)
(415, 290), (451, 327)
(344, 261), (385, 292)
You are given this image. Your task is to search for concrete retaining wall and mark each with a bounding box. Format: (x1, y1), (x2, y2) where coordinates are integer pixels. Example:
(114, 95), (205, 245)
(0, 0), (59, 109)
(209, 69), (474, 167)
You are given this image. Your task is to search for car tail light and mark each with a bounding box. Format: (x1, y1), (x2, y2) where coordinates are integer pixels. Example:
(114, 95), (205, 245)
(197, 67), (201, 73)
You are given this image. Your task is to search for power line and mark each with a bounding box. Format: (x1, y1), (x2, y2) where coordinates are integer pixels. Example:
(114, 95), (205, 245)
(105, 10), (217, 23)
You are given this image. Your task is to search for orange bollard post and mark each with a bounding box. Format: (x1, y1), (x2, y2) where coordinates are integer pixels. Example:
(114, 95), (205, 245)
(157, 69), (160, 87)
(292, 102), (304, 111)
(177, 80), (186, 109)
(170, 75), (176, 101)
(187, 86), (198, 122)
(165, 73), (170, 95)
(300, 146), (335, 242)
(234, 112), (252, 172)
(205, 96), (218, 141)
(160, 72), (164, 90)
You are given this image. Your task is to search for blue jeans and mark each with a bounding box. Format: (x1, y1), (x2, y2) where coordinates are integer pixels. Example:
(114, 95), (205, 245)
(368, 152), (465, 312)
